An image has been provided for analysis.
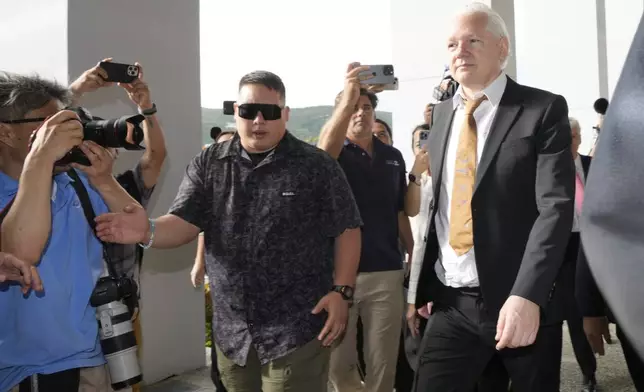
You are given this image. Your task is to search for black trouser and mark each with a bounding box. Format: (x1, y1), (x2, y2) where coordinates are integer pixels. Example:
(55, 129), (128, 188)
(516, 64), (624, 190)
(18, 368), (80, 392)
(413, 285), (561, 392)
(566, 301), (597, 381)
(617, 324), (644, 391)
(210, 327), (228, 392)
(395, 324), (415, 392)
(565, 233), (597, 381)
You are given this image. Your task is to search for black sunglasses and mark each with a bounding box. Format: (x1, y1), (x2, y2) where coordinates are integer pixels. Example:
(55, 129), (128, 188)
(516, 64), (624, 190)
(238, 104), (282, 121)
(0, 117), (47, 124)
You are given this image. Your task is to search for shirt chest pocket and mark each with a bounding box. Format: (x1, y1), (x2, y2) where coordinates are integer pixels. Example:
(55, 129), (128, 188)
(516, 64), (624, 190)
(261, 188), (312, 225)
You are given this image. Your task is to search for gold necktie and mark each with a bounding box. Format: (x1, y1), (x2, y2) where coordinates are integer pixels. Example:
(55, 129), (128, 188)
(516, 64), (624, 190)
(449, 96), (487, 256)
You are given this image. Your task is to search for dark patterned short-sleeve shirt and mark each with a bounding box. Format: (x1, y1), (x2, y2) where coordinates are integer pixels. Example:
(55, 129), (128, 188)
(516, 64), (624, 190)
(168, 132), (362, 366)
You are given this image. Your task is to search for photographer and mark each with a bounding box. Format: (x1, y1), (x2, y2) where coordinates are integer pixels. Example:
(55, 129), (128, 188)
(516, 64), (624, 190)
(0, 72), (140, 392)
(69, 60), (167, 391)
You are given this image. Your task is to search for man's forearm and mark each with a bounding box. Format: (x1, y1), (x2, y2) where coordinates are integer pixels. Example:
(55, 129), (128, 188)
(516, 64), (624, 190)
(195, 234), (206, 265)
(404, 182), (421, 217)
(333, 228), (361, 286)
(95, 176), (140, 213)
(317, 104), (353, 159)
(139, 114), (167, 188)
(144, 214), (201, 249)
(1, 154), (54, 265)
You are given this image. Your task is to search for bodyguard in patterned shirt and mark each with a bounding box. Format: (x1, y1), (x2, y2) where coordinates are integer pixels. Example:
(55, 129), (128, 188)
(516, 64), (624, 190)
(94, 71), (363, 392)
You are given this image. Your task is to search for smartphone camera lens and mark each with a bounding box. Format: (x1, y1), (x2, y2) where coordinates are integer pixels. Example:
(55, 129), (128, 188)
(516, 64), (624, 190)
(384, 65), (394, 76)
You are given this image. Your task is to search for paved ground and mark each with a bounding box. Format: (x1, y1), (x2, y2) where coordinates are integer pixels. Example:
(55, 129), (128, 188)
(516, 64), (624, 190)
(142, 324), (636, 392)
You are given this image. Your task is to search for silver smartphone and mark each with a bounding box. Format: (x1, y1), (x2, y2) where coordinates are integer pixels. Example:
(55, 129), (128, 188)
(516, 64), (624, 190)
(359, 65), (395, 86)
(419, 130), (430, 150)
(382, 77), (399, 91)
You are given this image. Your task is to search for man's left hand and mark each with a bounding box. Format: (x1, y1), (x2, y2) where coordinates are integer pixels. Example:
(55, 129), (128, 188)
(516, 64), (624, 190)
(0, 252), (44, 294)
(119, 62), (153, 111)
(495, 295), (540, 350)
(71, 141), (115, 187)
(312, 291), (348, 347)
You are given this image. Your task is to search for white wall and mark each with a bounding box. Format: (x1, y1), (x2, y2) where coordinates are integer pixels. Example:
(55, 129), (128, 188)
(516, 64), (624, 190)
(514, 0), (602, 154)
(0, 0), (68, 82)
(605, 0), (644, 98)
(65, 0), (205, 383)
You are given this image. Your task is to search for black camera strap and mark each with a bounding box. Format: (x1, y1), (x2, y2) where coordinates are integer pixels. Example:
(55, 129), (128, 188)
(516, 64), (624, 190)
(66, 169), (119, 279)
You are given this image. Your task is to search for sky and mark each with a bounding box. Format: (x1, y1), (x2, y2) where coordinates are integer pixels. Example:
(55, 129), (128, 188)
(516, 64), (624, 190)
(199, 0), (395, 110)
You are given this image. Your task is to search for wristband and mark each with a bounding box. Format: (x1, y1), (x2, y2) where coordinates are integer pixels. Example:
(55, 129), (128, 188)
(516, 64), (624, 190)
(138, 219), (155, 249)
(138, 103), (157, 116)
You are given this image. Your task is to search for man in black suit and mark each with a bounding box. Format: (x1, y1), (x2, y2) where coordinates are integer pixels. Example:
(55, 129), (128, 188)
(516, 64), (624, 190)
(410, 3), (575, 391)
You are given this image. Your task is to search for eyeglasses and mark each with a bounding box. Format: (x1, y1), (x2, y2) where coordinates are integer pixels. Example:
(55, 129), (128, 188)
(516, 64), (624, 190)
(237, 104), (282, 121)
(0, 117), (47, 124)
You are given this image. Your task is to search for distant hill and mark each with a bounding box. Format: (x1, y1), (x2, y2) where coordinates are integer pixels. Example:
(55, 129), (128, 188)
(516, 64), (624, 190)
(201, 106), (393, 145)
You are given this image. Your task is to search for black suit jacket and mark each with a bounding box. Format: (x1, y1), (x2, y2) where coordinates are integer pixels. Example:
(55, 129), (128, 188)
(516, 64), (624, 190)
(415, 77), (575, 323)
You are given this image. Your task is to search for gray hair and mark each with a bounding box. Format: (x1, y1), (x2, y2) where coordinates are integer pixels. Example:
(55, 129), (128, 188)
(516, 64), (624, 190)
(569, 117), (581, 131)
(0, 72), (70, 121)
(460, 2), (512, 69)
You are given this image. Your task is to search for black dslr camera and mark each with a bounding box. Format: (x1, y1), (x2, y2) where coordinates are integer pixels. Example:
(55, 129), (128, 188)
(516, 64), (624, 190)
(433, 68), (459, 102)
(54, 107), (146, 166)
(90, 275), (138, 312)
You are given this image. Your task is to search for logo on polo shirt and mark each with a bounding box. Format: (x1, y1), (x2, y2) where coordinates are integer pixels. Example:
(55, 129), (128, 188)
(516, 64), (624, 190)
(281, 191), (296, 197)
(385, 160), (400, 166)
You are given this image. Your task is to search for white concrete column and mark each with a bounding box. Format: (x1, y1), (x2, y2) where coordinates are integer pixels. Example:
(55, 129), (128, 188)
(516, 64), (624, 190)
(1, 0), (205, 384)
(482, 0), (517, 80)
(605, 0), (644, 98)
(514, 0), (603, 154)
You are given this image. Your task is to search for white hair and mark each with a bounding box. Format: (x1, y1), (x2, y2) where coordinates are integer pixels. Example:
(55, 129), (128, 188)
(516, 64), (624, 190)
(569, 117), (581, 131)
(459, 2), (512, 69)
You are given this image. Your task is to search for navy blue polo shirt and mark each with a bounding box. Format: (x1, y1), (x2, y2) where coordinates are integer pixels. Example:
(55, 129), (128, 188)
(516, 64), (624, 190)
(337, 137), (407, 273)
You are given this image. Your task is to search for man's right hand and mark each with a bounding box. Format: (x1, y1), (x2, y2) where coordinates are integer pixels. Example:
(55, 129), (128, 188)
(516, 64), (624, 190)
(69, 58), (114, 98)
(410, 147), (430, 177)
(190, 263), (205, 288)
(0, 252), (43, 294)
(406, 303), (420, 337)
(338, 62), (371, 109)
(584, 316), (610, 355)
(29, 110), (83, 163)
(95, 203), (149, 245)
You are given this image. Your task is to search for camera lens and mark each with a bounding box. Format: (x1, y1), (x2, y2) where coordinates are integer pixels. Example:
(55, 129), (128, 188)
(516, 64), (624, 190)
(384, 65), (394, 76)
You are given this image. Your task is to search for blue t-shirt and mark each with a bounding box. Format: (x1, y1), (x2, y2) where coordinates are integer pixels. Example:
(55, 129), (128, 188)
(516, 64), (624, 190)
(0, 169), (108, 391)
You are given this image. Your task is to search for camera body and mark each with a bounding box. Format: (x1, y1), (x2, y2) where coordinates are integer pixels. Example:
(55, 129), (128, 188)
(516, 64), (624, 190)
(90, 276), (142, 390)
(53, 107), (146, 166)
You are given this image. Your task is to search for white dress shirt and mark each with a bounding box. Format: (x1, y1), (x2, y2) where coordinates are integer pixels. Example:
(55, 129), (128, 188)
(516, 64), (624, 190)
(434, 72), (508, 288)
(407, 173), (433, 304)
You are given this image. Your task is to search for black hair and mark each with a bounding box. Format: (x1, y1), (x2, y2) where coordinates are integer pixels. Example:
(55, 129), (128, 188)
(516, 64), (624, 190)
(210, 126), (222, 142)
(239, 71), (286, 104)
(375, 118), (392, 138)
